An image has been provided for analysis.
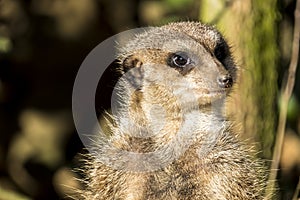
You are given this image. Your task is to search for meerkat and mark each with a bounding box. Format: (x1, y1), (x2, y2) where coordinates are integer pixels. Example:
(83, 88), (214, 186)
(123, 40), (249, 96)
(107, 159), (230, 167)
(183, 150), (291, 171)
(79, 21), (268, 200)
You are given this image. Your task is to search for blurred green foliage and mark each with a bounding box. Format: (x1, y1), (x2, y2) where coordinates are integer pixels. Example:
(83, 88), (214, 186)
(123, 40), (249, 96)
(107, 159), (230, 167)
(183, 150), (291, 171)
(164, 0), (194, 9)
(0, 36), (12, 53)
(0, 186), (31, 200)
(281, 94), (300, 122)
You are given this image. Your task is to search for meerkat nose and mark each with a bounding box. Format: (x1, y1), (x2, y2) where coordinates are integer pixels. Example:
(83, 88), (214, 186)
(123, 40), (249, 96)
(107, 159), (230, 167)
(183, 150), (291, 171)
(217, 74), (233, 88)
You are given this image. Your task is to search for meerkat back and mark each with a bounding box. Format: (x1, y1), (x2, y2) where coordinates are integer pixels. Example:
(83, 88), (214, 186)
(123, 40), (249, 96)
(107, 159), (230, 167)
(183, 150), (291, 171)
(78, 21), (267, 200)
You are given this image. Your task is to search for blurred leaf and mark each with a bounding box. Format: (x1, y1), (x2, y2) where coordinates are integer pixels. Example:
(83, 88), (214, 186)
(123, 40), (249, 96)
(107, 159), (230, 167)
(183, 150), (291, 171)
(278, 94), (300, 121)
(164, 0), (193, 9)
(0, 36), (12, 53)
(0, 186), (31, 200)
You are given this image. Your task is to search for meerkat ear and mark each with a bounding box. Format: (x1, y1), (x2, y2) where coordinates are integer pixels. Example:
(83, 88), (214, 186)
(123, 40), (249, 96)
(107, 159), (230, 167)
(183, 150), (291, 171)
(122, 55), (143, 70)
(121, 55), (144, 88)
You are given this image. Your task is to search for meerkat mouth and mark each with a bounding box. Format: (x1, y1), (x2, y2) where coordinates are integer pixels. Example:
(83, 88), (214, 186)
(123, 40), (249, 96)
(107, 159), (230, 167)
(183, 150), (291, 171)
(193, 89), (228, 107)
(176, 89), (228, 111)
(195, 89), (228, 98)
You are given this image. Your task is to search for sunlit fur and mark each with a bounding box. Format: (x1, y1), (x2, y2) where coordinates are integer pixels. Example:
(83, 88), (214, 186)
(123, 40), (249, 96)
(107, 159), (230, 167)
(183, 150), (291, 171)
(78, 21), (268, 200)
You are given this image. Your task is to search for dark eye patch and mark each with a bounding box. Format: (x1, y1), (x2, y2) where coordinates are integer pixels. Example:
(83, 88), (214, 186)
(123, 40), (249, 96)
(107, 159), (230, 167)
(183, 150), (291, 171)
(214, 38), (229, 66)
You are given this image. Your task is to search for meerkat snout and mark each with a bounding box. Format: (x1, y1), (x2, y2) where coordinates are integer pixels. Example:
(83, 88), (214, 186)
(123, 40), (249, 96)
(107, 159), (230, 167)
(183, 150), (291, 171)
(217, 74), (233, 88)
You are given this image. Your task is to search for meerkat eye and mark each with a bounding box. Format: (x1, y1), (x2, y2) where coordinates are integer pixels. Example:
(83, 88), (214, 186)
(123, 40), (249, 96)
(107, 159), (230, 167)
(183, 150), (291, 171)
(168, 52), (191, 68)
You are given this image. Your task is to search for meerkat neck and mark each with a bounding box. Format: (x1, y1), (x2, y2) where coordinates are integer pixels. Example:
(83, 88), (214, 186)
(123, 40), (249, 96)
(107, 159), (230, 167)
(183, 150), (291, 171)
(116, 93), (227, 145)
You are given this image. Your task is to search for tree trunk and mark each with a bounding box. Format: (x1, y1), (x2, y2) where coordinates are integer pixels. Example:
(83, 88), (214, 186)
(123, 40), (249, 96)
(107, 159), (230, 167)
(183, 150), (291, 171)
(200, 0), (278, 160)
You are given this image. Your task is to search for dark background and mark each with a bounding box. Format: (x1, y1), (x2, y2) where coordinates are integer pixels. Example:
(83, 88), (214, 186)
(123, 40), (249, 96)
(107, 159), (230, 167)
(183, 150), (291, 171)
(0, 0), (299, 199)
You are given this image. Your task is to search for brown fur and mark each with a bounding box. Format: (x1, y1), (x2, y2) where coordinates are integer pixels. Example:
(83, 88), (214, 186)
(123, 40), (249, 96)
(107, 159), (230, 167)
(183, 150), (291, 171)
(78, 21), (268, 200)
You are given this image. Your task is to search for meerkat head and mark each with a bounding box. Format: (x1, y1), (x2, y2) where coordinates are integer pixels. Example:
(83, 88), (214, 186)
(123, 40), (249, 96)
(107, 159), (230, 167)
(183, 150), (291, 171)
(117, 21), (237, 113)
